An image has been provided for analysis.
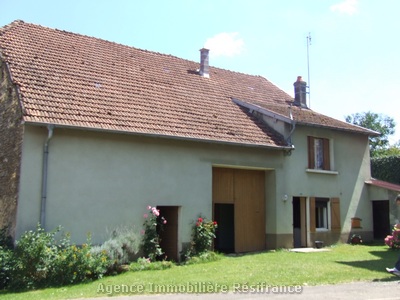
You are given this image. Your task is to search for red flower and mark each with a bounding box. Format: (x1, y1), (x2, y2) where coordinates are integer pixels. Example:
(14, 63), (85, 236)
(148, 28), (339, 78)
(198, 217), (203, 223)
(213, 221), (217, 226)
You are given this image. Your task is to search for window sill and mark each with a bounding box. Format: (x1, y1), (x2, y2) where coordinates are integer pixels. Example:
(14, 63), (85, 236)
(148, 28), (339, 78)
(306, 169), (339, 175)
(316, 228), (329, 232)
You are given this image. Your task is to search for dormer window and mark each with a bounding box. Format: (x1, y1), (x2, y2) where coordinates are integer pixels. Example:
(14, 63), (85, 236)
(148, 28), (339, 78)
(308, 136), (330, 170)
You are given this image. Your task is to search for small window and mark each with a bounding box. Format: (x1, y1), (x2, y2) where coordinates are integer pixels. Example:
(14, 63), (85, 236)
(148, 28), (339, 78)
(310, 197), (341, 233)
(308, 136), (330, 170)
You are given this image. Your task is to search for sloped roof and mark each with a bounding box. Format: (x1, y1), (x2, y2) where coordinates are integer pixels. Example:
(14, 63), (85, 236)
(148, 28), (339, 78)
(241, 102), (379, 135)
(365, 178), (400, 192)
(0, 21), (373, 148)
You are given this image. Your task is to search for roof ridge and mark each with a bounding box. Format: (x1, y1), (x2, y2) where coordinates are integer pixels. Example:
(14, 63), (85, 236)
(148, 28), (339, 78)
(0, 20), (269, 82)
(0, 20), (179, 59)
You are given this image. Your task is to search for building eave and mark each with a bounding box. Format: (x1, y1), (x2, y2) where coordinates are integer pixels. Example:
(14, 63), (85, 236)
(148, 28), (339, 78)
(232, 98), (294, 125)
(23, 120), (294, 151)
(365, 178), (400, 192)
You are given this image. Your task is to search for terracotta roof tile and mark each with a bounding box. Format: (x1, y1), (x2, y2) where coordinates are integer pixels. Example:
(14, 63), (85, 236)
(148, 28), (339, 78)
(0, 21), (373, 148)
(365, 179), (400, 192)
(252, 103), (377, 135)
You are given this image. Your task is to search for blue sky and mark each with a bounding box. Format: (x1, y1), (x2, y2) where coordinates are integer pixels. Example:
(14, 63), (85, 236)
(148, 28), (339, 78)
(1, 0), (399, 143)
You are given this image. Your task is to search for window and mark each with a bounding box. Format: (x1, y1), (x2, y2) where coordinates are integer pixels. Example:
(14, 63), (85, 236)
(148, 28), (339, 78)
(308, 136), (330, 170)
(309, 197), (341, 233)
(315, 198), (329, 230)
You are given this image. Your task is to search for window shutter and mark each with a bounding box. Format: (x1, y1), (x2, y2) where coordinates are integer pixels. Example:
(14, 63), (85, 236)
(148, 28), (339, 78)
(330, 198), (341, 232)
(323, 138), (330, 170)
(309, 197), (316, 233)
(307, 136), (315, 169)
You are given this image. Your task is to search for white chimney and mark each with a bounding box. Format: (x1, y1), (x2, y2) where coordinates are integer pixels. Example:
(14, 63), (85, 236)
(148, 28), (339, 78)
(199, 48), (210, 78)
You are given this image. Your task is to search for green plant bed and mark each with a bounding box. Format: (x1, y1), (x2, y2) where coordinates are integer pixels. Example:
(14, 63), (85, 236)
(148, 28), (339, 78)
(1, 244), (399, 299)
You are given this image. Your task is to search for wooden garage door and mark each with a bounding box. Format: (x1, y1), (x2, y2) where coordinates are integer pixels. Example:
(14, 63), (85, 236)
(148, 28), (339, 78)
(213, 168), (265, 253)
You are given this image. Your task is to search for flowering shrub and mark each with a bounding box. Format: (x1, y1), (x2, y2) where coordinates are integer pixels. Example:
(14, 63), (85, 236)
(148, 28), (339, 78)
(350, 234), (362, 245)
(385, 224), (400, 249)
(182, 216), (217, 261)
(140, 206), (167, 261)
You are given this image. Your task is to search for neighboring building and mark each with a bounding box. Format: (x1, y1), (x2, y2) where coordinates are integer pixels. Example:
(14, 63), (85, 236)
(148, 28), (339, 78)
(0, 21), (391, 259)
(365, 179), (400, 240)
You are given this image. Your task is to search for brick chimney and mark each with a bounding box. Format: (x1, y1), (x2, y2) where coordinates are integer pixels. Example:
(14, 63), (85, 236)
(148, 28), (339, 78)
(293, 76), (307, 108)
(199, 48), (210, 78)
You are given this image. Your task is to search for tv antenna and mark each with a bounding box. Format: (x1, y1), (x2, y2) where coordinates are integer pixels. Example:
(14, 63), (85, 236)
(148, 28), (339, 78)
(306, 32), (311, 108)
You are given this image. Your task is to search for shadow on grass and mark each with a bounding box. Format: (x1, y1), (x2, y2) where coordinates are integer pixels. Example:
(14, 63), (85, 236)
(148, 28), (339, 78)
(336, 248), (400, 282)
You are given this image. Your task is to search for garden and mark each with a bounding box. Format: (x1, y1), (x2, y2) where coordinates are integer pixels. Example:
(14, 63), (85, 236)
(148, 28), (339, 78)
(1, 206), (400, 300)
(0, 206), (218, 292)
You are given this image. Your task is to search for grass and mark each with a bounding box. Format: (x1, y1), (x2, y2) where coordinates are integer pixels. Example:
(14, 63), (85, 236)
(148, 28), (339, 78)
(1, 243), (399, 299)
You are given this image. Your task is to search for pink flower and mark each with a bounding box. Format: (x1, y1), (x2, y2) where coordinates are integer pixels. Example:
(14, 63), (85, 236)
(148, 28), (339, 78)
(163, 220), (167, 224)
(140, 230), (145, 235)
(385, 235), (394, 247)
(147, 205), (152, 210)
(152, 208), (160, 216)
(143, 213), (148, 218)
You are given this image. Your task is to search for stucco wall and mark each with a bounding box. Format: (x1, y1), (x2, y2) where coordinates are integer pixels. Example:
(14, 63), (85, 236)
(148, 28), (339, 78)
(274, 125), (372, 245)
(16, 118), (374, 250)
(0, 59), (23, 237)
(17, 126), (285, 249)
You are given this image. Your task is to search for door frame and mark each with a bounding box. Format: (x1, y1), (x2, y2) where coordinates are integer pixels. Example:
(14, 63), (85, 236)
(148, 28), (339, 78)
(293, 196), (308, 247)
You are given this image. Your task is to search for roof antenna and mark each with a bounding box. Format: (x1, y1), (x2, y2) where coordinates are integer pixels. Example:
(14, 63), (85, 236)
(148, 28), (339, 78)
(306, 32), (311, 108)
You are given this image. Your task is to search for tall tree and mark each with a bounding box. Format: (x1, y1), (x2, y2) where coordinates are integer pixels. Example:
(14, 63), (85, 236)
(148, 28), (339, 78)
(345, 111), (396, 157)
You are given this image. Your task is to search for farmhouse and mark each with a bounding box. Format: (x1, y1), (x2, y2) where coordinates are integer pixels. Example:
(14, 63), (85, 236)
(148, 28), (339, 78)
(0, 21), (394, 260)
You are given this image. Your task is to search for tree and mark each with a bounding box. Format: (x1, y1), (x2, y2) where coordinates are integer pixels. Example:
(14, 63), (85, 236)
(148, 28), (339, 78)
(345, 111), (396, 157)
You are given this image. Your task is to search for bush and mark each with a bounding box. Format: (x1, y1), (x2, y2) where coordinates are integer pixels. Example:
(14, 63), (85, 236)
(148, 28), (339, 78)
(50, 234), (110, 286)
(181, 216), (218, 262)
(0, 227), (13, 250)
(140, 206), (167, 261)
(183, 250), (222, 265)
(371, 155), (400, 184)
(91, 225), (140, 273)
(130, 257), (174, 271)
(385, 224), (400, 249)
(0, 226), (13, 290)
(0, 246), (12, 290)
(7, 224), (110, 291)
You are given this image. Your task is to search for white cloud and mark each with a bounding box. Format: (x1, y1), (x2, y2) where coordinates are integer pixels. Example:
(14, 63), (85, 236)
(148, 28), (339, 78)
(330, 0), (358, 15)
(204, 32), (244, 57)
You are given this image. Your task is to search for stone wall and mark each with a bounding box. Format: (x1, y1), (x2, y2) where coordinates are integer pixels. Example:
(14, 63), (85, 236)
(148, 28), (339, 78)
(0, 59), (23, 238)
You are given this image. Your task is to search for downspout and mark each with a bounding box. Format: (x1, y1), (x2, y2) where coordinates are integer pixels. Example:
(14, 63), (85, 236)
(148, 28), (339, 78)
(40, 125), (54, 228)
(286, 105), (296, 146)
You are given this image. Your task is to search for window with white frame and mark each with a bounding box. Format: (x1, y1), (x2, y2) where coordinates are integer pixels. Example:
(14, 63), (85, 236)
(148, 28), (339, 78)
(315, 198), (330, 230)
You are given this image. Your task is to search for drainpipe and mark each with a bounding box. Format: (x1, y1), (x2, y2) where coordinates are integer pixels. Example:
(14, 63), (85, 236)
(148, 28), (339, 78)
(286, 105), (296, 146)
(40, 124), (54, 228)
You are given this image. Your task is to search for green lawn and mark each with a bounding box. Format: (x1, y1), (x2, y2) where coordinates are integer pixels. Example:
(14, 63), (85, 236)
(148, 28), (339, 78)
(1, 243), (399, 299)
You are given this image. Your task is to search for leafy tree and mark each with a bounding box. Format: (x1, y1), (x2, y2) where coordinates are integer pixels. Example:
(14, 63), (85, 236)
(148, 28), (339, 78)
(345, 111), (396, 157)
(373, 145), (400, 157)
